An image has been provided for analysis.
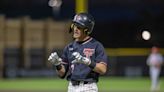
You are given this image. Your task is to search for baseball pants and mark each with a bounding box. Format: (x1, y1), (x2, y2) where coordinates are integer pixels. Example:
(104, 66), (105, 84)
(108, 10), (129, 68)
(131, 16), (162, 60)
(68, 81), (98, 92)
(150, 67), (161, 91)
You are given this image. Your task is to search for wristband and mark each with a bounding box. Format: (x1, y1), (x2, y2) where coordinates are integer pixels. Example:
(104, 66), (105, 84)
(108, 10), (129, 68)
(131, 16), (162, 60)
(56, 64), (62, 70)
(88, 61), (96, 69)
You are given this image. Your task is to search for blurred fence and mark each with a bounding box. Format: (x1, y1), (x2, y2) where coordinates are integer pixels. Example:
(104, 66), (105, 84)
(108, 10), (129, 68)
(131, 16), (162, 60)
(0, 15), (164, 78)
(0, 15), (71, 78)
(106, 48), (164, 77)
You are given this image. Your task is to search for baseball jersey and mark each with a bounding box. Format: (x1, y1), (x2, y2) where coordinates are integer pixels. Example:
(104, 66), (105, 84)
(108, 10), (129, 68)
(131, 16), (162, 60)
(61, 37), (108, 82)
(147, 53), (163, 66)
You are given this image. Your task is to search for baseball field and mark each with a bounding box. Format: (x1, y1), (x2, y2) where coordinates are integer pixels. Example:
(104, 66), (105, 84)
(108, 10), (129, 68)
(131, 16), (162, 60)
(0, 77), (163, 92)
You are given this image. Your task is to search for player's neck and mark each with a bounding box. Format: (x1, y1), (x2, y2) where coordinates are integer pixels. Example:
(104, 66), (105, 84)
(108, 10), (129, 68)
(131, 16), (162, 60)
(75, 36), (91, 43)
(75, 35), (89, 41)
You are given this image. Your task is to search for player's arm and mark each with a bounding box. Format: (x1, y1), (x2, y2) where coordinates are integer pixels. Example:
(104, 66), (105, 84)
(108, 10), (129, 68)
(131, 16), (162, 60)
(93, 62), (107, 75)
(92, 43), (108, 75)
(72, 52), (107, 75)
(55, 64), (67, 78)
(146, 56), (151, 66)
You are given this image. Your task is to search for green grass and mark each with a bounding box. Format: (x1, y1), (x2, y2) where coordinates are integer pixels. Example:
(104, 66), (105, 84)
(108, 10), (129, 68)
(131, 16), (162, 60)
(98, 77), (151, 91)
(0, 77), (164, 91)
(0, 78), (68, 90)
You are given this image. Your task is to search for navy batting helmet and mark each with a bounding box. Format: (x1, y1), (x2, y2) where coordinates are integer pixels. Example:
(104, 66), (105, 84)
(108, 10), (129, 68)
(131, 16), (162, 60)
(69, 13), (95, 35)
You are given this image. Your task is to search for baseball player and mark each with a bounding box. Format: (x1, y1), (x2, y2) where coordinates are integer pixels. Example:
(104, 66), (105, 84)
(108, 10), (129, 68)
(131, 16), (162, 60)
(147, 46), (163, 92)
(48, 13), (108, 92)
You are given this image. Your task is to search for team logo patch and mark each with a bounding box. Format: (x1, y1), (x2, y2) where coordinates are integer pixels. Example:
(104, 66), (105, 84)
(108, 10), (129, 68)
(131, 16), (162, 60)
(83, 48), (95, 58)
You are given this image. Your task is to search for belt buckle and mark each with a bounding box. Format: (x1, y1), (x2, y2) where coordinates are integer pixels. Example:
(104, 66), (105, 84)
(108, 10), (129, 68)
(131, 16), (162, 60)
(80, 81), (88, 85)
(80, 81), (84, 85)
(84, 81), (88, 84)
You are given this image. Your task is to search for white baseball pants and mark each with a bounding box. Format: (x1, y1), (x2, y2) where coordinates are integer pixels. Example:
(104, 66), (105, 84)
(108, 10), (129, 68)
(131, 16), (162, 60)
(68, 81), (98, 92)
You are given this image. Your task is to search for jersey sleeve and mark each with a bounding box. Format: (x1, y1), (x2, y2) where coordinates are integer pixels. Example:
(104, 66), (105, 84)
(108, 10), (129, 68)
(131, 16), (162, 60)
(95, 43), (108, 65)
(61, 46), (69, 64)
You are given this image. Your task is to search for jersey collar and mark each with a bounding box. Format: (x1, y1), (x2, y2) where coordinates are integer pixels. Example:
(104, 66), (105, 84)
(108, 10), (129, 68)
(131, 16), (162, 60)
(76, 37), (92, 45)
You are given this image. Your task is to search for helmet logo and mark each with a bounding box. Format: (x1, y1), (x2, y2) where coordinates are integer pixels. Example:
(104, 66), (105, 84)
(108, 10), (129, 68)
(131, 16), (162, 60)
(73, 15), (82, 21)
(83, 16), (87, 20)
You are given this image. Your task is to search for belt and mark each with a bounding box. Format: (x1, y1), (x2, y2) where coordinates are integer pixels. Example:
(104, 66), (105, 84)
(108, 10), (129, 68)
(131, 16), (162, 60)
(71, 81), (92, 86)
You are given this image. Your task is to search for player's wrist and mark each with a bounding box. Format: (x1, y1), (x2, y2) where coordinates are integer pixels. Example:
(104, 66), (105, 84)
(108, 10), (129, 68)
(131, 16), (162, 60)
(55, 64), (62, 70)
(82, 57), (91, 65)
(88, 61), (96, 69)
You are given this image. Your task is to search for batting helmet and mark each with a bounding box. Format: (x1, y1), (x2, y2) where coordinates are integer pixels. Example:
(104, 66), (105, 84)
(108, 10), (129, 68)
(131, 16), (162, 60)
(69, 13), (95, 35)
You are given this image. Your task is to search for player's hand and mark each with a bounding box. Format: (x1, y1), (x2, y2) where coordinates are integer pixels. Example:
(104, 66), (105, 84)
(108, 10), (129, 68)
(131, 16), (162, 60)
(72, 52), (91, 65)
(48, 52), (62, 66)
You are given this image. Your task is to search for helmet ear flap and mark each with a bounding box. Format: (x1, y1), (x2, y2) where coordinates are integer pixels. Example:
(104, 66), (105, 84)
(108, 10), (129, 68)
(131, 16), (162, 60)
(71, 24), (74, 29)
(69, 24), (74, 33)
(84, 29), (90, 35)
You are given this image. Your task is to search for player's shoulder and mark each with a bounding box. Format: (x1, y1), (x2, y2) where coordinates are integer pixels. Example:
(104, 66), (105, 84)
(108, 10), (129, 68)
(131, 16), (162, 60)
(91, 38), (104, 47)
(64, 42), (74, 48)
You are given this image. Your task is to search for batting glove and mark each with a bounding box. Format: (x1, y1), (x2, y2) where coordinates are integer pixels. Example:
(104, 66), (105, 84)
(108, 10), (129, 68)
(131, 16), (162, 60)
(48, 52), (62, 66)
(72, 52), (91, 65)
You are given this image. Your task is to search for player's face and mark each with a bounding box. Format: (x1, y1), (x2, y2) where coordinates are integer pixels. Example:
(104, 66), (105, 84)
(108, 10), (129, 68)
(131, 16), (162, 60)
(152, 47), (159, 53)
(73, 25), (86, 40)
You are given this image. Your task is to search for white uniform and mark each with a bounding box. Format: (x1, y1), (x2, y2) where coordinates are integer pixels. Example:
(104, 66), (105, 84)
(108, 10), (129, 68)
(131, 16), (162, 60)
(147, 53), (163, 91)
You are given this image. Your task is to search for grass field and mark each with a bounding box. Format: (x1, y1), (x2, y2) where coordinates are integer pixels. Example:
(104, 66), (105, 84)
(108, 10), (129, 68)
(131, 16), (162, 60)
(0, 77), (164, 92)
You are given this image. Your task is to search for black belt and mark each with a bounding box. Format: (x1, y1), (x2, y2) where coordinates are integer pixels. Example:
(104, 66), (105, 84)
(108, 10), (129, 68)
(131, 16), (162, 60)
(71, 81), (92, 86)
